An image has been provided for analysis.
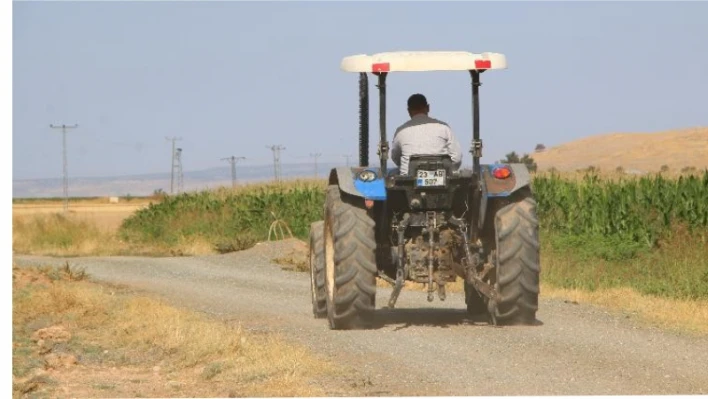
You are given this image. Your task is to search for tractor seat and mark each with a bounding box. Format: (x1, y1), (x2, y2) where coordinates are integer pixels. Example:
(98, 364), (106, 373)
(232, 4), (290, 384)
(407, 154), (454, 177)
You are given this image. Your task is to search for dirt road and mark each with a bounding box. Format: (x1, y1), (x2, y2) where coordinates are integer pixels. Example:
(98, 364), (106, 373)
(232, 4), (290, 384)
(14, 240), (708, 396)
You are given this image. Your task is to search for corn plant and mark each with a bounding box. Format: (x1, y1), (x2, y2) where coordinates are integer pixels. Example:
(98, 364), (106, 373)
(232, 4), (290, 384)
(533, 170), (708, 248)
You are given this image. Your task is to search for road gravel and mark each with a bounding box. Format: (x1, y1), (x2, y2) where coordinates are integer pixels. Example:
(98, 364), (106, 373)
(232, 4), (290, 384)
(14, 240), (708, 396)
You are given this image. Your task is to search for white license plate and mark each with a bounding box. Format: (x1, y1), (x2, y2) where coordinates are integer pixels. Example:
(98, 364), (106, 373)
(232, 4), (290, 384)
(416, 169), (446, 187)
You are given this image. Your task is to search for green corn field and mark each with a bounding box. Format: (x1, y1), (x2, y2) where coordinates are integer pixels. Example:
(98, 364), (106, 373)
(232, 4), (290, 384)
(119, 180), (327, 248)
(118, 172), (708, 299)
(533, 171), (708, 247)
(121, 171), (708, 249)
(532, 171), (708, 300)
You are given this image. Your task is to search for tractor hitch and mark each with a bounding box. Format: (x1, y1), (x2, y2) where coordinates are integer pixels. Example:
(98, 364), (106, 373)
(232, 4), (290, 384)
(387, 214), (409, 309)
(426, 211), (439, 303)
(450, 216), (500, 322)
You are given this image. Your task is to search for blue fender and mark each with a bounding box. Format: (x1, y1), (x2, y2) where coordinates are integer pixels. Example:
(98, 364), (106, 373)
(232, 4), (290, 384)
(328, 167), (387, 201)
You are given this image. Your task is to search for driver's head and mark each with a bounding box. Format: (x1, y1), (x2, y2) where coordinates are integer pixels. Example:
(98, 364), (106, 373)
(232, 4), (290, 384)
(407, 93), (430, 117)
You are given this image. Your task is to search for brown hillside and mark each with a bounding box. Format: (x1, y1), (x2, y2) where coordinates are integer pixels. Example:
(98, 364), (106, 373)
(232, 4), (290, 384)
(531, 127), (708, 173)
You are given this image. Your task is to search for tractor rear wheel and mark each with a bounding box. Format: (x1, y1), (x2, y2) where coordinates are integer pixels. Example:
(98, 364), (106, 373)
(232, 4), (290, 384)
(309, 220), (327, 318)
(491, 193), (540, 325)
(323, 185), (377, 330)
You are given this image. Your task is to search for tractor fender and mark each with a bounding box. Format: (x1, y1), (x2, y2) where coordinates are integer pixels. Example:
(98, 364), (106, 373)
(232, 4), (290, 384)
(481, 163), (532, 197)
(328, 167), (387, 201)
(476, 163), (532, 231)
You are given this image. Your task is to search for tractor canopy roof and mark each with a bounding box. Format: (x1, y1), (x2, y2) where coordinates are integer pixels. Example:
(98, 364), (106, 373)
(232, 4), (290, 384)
(340, 51), (507, 73)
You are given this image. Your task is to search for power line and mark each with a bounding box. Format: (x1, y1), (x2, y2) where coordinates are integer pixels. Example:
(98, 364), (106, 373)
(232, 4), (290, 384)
(221, 156), (246, 188)
(49, 123), (79, 212)
(175, 147), (184, 193)
(343, 154), (353, 167)
(165, 136), (182, 194)
(310, 153), (322, 178)
(266, 145), (286, 182)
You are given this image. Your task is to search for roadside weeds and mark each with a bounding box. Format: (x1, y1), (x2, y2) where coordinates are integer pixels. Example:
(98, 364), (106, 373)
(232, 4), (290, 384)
(12, 263), (337, 398)
(12, 213), (219, 257)
(540, 284), (708, 336)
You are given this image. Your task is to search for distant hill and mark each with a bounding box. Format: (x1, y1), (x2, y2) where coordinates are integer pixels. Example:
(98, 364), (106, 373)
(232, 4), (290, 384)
(12, 162), (346, 198)
(15, 127), (708, 197)
(531, 127), (708, 173)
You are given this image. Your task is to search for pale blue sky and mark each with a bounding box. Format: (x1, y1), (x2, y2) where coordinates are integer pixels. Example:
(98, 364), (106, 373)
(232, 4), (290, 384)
(12, 1), (708, 180)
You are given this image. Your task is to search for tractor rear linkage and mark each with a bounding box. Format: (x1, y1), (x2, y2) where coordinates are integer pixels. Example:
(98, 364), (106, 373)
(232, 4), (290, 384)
(381, 212), (500, 324)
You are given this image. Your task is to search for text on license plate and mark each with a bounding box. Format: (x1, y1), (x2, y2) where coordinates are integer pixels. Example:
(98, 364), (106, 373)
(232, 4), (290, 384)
(416, 169), (446, 186)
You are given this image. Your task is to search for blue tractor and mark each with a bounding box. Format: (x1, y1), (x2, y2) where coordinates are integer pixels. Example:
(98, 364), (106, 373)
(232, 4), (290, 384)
(309, 51), (540, 330)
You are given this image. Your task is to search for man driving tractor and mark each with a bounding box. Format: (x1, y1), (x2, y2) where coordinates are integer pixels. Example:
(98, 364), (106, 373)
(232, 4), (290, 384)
(312, 51), (540, 330)
(391, 93), (463, 175)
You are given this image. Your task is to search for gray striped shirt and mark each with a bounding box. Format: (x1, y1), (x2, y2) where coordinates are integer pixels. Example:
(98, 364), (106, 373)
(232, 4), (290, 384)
(391, 114), (463, 175)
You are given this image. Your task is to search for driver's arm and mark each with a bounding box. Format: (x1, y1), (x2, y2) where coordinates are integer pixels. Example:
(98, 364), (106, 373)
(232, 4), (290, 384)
(445, 126), (463, 169)
(391, 129), (403, 167)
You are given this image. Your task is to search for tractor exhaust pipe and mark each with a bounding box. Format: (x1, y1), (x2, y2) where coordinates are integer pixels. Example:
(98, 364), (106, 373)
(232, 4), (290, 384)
(376, 72), (389, 177)
(359, 72), (369, 167)
(469, 70), (483, 176)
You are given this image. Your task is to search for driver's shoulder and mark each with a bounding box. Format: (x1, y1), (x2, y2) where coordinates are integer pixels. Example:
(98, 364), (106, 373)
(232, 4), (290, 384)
(397, 115), (449, 131)
(394, 115), (451, 139)
(426, 116), (450, 127)
(393, 121), (413, 137)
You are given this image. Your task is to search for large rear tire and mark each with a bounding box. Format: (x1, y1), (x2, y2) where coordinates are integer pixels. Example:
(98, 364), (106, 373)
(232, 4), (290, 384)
(491, 194), (540, 325)
(309, 221), (327, 318)
(323, 185), (377, 330)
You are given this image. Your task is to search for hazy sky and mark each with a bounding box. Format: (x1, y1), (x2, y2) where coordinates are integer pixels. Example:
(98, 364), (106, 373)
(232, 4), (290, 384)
(12, 1), (708, 180)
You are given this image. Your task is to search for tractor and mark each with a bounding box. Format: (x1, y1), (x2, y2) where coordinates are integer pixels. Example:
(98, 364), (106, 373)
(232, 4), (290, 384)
(309, 51), (540, 330)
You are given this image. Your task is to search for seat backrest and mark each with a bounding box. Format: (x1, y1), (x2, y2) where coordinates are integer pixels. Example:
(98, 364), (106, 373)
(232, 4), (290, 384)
(407, 155), (453, 176)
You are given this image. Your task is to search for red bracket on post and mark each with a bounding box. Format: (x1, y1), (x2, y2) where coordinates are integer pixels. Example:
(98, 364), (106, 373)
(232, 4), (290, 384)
(474, 60), (492, 70)
(372, 63), (390, 73)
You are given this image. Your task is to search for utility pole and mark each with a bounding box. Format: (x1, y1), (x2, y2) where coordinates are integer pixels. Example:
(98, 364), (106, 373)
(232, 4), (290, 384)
(310, 153), (322, 178)
(49, 123), (78, 212)
(343, 154), (353, 167)
(165, 136), (182, 194)
(266, 145), (285, 182)
(221, 155), (246, 188)
(175, 148), (184, 193)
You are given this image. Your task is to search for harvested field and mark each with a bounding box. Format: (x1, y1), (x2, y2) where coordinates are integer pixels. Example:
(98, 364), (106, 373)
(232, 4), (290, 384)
(12, 200), (152, 232)
(532, 127), (708, 173)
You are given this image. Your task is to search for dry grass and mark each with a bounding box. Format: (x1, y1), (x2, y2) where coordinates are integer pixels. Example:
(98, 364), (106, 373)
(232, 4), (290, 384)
(12, 196), (154, 206)
(12, 264), (336, 398)
(12, 213), (217, 257)
(12, 200), (154, 256)
(12, 200), (153, 232)
(541, 283), (708, 336)
(532, 168), (705, 183)
(12, 213), (125, 256)
(532, 126), (708, 173)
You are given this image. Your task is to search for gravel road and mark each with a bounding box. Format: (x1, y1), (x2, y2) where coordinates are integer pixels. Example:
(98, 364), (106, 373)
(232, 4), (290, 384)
(14, 241), (708, 396)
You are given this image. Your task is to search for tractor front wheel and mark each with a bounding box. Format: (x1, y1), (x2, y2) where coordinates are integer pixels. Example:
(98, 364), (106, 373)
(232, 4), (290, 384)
(309, 220), (327, 318)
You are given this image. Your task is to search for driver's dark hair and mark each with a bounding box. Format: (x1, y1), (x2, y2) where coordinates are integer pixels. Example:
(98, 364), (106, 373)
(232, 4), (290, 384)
(407, 93), (428, 110)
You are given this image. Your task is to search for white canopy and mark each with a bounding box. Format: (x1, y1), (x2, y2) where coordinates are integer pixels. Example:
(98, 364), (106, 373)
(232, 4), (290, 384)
(340, 51), (507, 73)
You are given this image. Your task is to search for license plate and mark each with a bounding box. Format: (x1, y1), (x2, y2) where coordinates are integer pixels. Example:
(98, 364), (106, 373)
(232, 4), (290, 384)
(416, 169), (446, 187)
